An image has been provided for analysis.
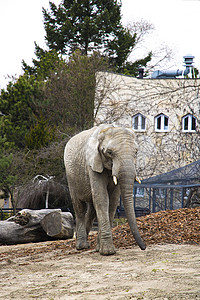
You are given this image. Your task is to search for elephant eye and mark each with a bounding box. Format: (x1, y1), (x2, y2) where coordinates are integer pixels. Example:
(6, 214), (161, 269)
(106, 149), (113, 156)
(101, 147), (113, 158)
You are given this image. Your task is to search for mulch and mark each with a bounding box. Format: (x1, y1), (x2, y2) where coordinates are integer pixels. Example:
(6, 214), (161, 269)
(0, 207), (199, 261)
(112, 207), (200, 248)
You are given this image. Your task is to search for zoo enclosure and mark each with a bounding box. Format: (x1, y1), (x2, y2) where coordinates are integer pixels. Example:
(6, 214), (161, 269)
(133, 182), (200, 213)
(119, 160), (200, 217)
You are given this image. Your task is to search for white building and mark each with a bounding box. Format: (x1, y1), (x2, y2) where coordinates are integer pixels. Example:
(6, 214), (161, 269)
(95, 71), (200, 179)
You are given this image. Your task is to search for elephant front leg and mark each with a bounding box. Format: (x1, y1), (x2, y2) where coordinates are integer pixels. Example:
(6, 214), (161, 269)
(95, 183), (120, 255)
(90, 173), (116, 255)
(97, 216), (116, 255)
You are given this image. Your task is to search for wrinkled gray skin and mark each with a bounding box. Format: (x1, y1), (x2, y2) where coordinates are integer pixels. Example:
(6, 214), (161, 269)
(64, 124), (146, 255)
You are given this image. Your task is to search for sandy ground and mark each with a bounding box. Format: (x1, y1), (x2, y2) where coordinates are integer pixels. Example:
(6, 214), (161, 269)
(0, 240), (199, 300)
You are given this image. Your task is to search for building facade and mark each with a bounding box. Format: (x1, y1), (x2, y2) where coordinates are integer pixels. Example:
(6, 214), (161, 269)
(95, 72), (200, 179)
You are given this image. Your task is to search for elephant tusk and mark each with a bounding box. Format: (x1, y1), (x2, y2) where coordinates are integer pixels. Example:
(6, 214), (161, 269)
(113, 176), (118, 185)
(136, 176), (141, 184)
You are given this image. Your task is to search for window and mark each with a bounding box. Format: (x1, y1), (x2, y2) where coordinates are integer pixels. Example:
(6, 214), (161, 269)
(132, 113), (146, 131)
(155, 114), (169, 132)
(182, 114), (196, 132)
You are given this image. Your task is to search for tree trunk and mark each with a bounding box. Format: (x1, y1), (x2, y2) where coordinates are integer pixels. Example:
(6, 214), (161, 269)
(0, 209), (74, 245)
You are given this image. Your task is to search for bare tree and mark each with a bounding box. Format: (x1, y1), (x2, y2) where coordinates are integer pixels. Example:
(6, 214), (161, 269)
(125, 19), (174, 74)
(126, 19), (155, 48)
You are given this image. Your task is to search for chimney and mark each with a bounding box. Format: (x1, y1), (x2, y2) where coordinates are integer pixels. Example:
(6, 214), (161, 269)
(151, 55), (195, 79)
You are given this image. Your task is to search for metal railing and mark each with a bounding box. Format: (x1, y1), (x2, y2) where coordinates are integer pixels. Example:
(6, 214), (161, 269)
(133, 183), (200, 213)
(117, 183), (200, 218)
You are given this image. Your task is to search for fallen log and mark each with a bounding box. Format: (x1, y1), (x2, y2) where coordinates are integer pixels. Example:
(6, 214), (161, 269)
(0, 209), (74, 245)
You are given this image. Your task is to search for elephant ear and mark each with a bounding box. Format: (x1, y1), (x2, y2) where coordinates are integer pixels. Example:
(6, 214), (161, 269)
(86, 124), (112, 173)
(86, 135), (103, 173)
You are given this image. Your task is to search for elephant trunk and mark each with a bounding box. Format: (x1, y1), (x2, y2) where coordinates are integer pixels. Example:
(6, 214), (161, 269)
(118, 162), (146, 250)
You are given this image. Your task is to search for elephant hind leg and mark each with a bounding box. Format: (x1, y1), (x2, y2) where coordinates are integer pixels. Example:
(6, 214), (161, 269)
(85, 203), (100, 252)
(85, 202), (96, 235)
(74, 199), (90, 250)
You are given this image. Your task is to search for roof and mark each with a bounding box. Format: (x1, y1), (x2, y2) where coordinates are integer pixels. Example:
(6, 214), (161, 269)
(141, 160), (200, 185)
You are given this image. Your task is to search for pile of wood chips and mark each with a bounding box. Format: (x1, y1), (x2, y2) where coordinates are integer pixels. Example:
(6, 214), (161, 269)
(111, 207), (200, 248)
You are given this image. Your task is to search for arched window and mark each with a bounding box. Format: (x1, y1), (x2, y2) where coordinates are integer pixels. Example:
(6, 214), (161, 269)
(182, 114), (196, 132)
(132, 113), (146, 131)
(155, 114), (169, 132)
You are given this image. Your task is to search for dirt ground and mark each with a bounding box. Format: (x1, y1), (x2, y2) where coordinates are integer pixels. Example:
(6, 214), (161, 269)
(0, 240), (200, 300)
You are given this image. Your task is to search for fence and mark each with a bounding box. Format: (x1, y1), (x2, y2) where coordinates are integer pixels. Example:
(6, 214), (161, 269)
(118, 183), (200, 218)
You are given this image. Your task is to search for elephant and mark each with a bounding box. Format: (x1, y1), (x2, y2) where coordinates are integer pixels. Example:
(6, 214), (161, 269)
(64, 124), (146, 255)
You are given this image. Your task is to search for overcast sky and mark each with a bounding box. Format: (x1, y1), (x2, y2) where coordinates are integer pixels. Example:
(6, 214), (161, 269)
(0, 0), (199, 89)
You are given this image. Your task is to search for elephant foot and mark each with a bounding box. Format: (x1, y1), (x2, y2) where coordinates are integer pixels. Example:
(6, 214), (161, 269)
(99, 242), (116, 256)
(76, 239), (90, 250)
